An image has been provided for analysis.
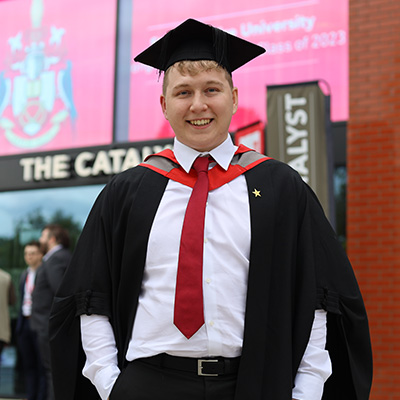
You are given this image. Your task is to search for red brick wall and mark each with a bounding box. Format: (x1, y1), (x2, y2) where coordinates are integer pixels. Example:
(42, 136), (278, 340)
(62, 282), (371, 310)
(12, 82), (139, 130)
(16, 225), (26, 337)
(348, 1), (400, 398)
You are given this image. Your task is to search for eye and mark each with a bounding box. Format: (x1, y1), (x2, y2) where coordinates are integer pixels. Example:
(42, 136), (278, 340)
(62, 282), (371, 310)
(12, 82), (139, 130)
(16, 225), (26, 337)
(175, 89), (191, 97)
(206, 87), (221, 95)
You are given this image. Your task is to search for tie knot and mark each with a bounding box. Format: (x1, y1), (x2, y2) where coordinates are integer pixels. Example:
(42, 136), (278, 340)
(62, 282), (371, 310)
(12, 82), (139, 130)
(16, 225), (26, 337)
(193, 156), (210, 174)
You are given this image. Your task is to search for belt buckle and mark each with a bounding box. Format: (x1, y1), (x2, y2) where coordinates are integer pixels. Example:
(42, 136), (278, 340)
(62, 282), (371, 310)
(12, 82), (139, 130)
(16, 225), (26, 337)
(197, 359), (219, 376)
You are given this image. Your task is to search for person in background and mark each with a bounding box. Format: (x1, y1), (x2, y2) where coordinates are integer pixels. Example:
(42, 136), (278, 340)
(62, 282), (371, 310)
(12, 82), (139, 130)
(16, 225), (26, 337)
(16, 240), (46, 400)
(31, 225), (71, 400)
(0, 267), (16, 368)
(50, 19), (372, 400)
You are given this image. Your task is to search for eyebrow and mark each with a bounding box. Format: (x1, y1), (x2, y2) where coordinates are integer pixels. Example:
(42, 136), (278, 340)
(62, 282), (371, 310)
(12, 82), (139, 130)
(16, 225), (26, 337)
(172, 83), (190, 91)
(172, 80), (225, 91)
(204, 80), (224, 86)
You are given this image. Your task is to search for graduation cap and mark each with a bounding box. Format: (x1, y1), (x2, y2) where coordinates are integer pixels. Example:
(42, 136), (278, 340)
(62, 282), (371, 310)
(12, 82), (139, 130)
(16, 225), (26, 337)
(134, 18), (265, 74)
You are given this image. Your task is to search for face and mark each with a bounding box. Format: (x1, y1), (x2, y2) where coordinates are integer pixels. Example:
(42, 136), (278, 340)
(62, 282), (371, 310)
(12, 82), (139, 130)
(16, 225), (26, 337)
(24, 245), (42, 268)
(160, 66), (238, 152)
(39, 228), (51, 254)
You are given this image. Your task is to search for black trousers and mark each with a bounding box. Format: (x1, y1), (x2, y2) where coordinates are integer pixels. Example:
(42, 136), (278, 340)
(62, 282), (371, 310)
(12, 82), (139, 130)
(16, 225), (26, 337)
(36, 333), (54, 400)
(110, 358), (237, 400)
(17, 318), (47, 400)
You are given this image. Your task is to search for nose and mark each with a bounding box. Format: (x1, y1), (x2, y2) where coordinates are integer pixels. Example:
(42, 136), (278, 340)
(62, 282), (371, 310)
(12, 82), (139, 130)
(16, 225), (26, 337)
(190, 93), (208, 113)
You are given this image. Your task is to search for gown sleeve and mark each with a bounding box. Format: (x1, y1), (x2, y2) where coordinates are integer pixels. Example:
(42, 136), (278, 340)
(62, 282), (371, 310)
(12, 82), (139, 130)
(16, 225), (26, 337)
(304, 185), (373, 400)
(49, 167), (168, 400)
(49, 182), (118, 400)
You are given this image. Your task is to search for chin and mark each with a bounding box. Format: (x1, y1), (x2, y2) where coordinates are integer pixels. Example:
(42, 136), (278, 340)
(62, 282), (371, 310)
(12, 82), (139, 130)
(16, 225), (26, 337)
(190, 142), (214, 152)
(191, 137), (226, 152)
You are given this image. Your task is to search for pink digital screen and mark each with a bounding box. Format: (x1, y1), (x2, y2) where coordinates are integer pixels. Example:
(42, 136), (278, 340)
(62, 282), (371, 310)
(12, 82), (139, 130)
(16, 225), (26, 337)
(129, 0), (348, 142)
(0, 0), (117, 156)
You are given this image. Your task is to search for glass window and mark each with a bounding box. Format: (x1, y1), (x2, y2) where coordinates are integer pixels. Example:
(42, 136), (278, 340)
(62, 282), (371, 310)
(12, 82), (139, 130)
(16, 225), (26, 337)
(0, 184), (103, 398)
(334, 166), (347, 247)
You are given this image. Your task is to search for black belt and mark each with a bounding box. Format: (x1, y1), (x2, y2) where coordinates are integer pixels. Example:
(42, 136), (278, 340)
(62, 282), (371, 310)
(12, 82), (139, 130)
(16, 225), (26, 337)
(138, 353), (241, 376)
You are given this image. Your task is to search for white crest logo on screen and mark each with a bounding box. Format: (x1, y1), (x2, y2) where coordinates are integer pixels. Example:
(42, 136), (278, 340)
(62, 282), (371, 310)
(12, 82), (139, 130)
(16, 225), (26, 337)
(0, 0), (77, 149)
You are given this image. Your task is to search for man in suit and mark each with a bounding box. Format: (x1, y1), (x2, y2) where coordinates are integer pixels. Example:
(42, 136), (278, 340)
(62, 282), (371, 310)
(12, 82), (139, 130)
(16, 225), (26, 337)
(0, 267), (16, 366)
(16, 240), (46, 400)
(31, 225), (71, 400)
(50, 19), (372, 400)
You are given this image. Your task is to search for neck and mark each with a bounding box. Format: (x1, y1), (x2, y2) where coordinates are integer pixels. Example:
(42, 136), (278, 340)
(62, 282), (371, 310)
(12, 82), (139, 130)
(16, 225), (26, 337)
(47, 242), (58, 252)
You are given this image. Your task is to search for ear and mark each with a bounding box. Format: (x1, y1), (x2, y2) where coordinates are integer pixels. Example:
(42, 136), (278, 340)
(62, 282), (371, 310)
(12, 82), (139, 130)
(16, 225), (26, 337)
(232, 87), (239, 115)
(160, 95), (168, 120)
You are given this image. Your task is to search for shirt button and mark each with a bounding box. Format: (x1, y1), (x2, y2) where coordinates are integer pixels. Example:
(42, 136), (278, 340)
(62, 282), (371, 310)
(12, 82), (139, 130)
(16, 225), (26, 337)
(204, 238), (208, 244)
(209, 321), (215, 327)
(206, 278), (211, 284)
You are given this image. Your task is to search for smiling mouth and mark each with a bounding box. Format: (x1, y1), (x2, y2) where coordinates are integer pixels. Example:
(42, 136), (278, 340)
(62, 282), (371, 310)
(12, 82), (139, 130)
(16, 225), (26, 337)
(188, 119), (212, 126)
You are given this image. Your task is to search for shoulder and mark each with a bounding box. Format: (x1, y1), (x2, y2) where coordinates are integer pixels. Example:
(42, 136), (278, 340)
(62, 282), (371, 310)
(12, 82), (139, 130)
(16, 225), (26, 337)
(0, 268), (9, 278)
(19, 269), (28, 282)
(53, 248), (72, 261)
(244, 157), (312, 217)
(250, 155), (299, 175)
(247, 156), (306, 189)
(105, 165), (168, 194)
(0, 269), (11, 285)
(86, 165), (169, 221)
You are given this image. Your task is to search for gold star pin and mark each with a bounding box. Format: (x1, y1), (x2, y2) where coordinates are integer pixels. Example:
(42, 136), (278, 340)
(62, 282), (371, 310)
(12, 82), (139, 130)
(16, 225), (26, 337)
(252, 188), (261, 198)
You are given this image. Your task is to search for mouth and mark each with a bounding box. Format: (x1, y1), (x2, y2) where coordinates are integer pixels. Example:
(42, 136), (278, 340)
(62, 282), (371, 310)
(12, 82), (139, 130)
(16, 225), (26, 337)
(188, 119), (212, 127)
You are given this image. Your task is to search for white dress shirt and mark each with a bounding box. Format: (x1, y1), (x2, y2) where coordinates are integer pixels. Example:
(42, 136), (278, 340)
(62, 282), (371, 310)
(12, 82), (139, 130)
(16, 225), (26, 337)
(80, 135), (331, 400)
(22, 267), (36, 317)
(42, 243), (62, 262)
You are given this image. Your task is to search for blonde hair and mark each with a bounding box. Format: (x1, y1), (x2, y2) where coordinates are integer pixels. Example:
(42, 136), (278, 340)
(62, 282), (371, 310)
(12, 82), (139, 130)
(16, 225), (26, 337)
(162, 60), (233, 95)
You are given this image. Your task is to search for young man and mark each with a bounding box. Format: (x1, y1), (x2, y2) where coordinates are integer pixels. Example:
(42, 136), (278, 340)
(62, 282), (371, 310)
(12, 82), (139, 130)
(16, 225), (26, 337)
(50, 19), (372, 400)
(16, 241), (47, 400)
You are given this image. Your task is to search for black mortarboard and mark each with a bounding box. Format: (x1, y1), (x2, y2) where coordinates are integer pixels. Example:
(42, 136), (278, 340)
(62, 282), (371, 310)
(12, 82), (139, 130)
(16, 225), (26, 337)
(134, 18), (265, 74)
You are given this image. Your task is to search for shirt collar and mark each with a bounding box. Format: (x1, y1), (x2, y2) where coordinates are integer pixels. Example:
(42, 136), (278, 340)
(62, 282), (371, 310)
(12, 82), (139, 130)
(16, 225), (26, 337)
(173, 135), (238, 173)
(43, 244), (63, 261)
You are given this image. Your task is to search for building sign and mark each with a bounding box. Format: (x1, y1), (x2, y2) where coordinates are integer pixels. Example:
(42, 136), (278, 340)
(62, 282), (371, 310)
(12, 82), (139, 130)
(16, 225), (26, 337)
(0, 0), (349, 156)
(0, 139), (173, 192)
(266, 81), (334, 219)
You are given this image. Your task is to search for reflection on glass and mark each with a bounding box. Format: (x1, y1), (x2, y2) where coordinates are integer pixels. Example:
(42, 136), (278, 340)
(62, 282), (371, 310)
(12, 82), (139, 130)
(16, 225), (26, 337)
(0, 184), (103, 304)
(0, 184), (103, 398)
(334, 166), (347, 247)
(0, 185), (103, 237)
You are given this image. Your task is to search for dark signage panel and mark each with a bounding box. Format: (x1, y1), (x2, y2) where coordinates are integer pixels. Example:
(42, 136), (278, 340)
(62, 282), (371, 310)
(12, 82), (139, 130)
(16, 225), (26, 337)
(0, 139), (173, 192)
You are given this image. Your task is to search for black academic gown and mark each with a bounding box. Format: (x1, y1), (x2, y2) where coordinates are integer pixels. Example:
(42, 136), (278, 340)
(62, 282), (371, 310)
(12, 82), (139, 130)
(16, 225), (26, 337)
(49, 155), (372, 400)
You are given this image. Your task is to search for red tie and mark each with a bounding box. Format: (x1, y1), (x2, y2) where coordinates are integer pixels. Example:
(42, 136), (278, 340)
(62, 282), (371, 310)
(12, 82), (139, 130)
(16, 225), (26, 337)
(174, 156), (210, 338)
